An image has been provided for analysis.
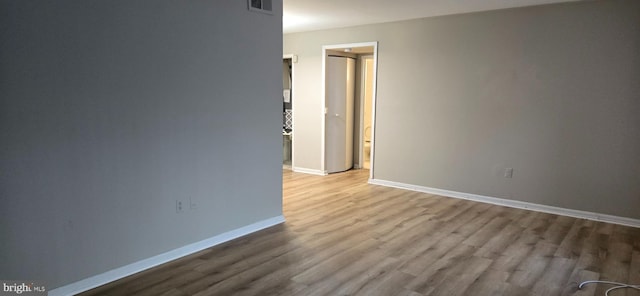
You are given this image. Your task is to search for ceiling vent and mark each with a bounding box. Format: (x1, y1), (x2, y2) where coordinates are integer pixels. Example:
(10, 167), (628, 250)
(248, 0), (273, 14)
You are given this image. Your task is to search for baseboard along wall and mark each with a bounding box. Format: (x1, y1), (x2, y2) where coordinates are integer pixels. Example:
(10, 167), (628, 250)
(368, 178), (640, 228)
(49, 215), (286, 296)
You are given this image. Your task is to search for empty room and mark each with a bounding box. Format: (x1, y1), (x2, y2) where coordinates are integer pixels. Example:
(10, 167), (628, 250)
(1, 0), (639, 295)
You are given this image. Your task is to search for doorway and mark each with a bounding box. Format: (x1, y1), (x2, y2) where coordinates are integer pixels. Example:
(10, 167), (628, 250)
(358, 55), (374, 170)
(282, 56), (293, 169)
(321, 42), (378, 179)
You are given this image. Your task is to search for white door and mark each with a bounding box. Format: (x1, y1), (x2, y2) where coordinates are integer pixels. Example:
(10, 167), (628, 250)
(326, 56), (355, 173)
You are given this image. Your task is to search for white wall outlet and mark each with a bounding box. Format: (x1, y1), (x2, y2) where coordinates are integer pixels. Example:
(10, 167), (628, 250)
(504, 168), (514, 178)
(176, 200), (184, 213)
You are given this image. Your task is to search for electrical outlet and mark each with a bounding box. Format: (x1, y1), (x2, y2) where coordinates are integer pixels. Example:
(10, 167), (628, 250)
(504, 168), (514, 178)
(176, 200), (184, 213)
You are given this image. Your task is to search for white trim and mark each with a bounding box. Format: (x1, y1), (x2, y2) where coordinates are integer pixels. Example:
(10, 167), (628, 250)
(292, 167), (328, 176)
(321, 42), (378, 176)
(369, 179), (640, 228)
(49, 215), (285, 296)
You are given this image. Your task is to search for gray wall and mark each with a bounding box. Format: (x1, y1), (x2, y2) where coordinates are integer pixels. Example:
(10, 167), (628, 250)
(0, 0), (283, 289)
(284, 0), (640, 219)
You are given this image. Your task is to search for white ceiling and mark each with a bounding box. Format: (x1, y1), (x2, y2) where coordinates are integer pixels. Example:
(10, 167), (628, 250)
(283, 0), (580, 34)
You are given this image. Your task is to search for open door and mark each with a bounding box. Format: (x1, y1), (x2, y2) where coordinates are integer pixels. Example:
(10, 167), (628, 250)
(325, 55), (356, 173)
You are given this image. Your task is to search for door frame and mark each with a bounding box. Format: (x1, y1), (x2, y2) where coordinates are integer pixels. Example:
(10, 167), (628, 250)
(321, 42), (378, 179)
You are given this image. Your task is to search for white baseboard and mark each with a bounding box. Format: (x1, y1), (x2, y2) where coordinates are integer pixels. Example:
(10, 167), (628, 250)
(369, 179), (640, 228)
(292, 167), (327, 176)
(49, 215), (286, 296)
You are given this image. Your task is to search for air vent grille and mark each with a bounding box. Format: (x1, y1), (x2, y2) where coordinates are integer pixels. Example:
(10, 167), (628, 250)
(248, 0), (273, 14)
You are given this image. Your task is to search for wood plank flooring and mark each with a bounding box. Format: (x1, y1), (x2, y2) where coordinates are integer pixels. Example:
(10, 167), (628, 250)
(80, 169), (640, 296)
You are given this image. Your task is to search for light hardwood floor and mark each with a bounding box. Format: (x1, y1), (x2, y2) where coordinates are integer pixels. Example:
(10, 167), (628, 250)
(81, 169), (640, 296)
